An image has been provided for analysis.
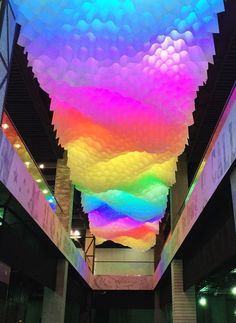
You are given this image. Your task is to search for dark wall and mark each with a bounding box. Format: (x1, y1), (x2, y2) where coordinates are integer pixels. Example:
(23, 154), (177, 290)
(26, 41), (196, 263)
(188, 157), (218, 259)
(92, 291), (154, 309)
(0, 184), (59, 289)
(92, 291), (155, 323)
(109, 309), (154, 323)
(187, 0), (236, 182)
(182, 175), (236, 289)
(0, 225), (57, 289)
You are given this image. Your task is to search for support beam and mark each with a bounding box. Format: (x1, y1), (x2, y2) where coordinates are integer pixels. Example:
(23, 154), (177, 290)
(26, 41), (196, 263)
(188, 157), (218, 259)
(85, 229), (95, 273)
(54, 151), (74, 232)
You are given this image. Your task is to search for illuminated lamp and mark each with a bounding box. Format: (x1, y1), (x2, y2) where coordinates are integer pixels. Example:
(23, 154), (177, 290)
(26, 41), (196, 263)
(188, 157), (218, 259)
(14, 143), (21, 149)
(0, 208), (4, 226)
(231, 287), (236, 296)
(1, 123), (9, 130)
(199, 297), (207, 307)
(24, 161), (30, 168)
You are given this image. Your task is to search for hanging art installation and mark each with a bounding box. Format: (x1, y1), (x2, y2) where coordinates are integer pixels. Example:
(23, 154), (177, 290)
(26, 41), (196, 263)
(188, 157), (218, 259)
(11, 0), (224, 250)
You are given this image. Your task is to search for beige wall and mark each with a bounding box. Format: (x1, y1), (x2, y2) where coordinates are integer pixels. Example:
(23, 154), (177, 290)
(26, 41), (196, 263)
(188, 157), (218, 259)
(94, 248), (154, 275)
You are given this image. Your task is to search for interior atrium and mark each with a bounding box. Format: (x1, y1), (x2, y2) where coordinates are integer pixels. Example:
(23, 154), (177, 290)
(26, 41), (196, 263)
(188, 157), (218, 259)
(0, 0), (236, 322)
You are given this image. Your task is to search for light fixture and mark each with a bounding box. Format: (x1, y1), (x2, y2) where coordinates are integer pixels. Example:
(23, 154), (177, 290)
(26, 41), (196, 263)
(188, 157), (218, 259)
(24, 161), (30, 168)
(199, 297), (207, 307)
(1, 123), (9, 130)
(48, 198), (54, 203)
(231, 287), (236, 296)
(39, 164), (45, 169)
(74, 230), (80, 237)
(14, 143), (21, 149)
(70, 229), (81, 240)
(0, 208), (4, 226)
(36, 179), (42, 183)
(42, 189), (48, 194)
(199, 286), (209, 293)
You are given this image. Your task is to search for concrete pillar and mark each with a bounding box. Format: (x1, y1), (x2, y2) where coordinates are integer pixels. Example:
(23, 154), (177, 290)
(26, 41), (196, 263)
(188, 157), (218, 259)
(41, 152), (74, 323)
(41, 260), (69, 323)
(230, 166), (236, 230)
(154, 291), (167, 323)
(54, 151), (74, 232)
(171, 259), (197, 323)
(170, 153), (189, 231)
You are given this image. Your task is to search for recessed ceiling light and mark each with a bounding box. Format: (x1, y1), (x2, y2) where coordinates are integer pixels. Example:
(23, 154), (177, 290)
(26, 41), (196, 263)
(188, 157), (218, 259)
(14, 143), (21, 149)
(25, 161), (30, 167)
(1, 123), (9, 129)
(36, 179), (42, 183)
(39, 164), (45, 169)
(43, 189), (48, 194)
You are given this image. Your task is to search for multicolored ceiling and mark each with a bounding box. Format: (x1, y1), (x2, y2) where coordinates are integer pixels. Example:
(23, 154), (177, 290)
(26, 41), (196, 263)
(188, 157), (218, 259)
(11, 0), (224, 250)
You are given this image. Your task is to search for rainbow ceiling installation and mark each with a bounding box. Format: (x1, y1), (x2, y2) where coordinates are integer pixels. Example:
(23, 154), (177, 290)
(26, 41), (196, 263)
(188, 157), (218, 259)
(11, 0), (224, 251)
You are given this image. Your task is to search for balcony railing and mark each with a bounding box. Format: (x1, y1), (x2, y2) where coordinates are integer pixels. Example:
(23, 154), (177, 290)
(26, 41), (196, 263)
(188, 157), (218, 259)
(1, 112), (61, 212)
